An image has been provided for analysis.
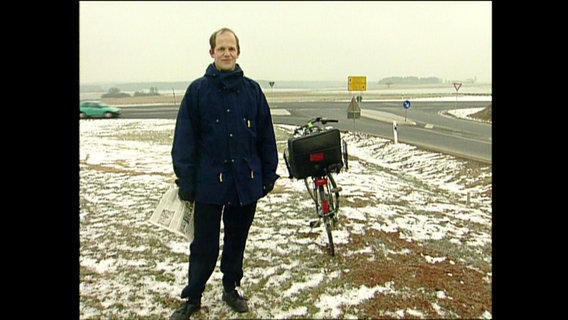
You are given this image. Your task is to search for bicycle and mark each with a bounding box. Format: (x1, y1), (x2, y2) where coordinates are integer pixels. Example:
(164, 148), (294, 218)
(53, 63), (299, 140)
(283, 117), (348, 256)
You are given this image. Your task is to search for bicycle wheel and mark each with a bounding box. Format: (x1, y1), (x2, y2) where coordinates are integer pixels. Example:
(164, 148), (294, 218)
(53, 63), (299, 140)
(326, 173), (340, 220)
(305, 173), (339, 207)
(304, 178), (317, 202)
(317, 184), (335, 256)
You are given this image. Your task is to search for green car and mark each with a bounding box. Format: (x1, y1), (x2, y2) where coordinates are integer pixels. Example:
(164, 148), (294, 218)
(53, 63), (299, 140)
(80, 101), (121, 119)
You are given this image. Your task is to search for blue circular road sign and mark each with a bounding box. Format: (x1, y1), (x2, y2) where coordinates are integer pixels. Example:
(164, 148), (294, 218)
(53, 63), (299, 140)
(403, 100), (412, 109)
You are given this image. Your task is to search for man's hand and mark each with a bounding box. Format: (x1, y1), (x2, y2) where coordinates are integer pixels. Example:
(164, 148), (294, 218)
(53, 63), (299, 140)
(263, 183), (274, 196)
(178, 188), (195, 202)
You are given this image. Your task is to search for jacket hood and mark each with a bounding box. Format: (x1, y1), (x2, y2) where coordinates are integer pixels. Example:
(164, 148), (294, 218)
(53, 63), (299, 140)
(205, 63), (244, 90)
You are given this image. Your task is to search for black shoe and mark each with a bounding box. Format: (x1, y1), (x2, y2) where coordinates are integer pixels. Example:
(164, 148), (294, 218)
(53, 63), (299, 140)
(169, 300), (201, 320)
(222, 289), (249, 313)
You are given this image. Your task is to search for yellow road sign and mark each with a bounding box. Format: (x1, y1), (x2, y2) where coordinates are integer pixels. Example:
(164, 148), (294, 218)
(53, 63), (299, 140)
(348, 76), (367, 91)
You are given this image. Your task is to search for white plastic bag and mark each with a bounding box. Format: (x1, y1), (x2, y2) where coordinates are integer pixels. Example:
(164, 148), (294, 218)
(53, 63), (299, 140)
(149, 184), (194, 242)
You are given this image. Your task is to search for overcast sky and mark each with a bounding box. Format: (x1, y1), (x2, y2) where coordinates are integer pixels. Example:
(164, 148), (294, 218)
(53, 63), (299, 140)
(79, 1), (492, 85)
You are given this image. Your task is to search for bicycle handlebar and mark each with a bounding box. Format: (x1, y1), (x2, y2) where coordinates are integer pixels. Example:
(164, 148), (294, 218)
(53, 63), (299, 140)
(309, 117), (338, 125)
(293, 117), (339, 135)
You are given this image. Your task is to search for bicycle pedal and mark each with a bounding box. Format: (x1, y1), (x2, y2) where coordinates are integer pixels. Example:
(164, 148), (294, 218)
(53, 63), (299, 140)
(309, 220), (321, 228)
(331, 187), (342, 193)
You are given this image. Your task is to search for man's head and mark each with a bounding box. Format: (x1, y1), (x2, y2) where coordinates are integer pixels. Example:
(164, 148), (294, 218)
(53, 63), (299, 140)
(209, 27), (240, 71)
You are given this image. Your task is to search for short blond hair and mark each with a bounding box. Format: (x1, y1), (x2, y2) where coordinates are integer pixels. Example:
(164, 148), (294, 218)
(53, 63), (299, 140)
(209, 27), (240, 53)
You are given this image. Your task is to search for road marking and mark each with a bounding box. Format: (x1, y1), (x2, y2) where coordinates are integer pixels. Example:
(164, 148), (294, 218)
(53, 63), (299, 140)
(271, 109), (291, 116)
(362, 109), (416, 125)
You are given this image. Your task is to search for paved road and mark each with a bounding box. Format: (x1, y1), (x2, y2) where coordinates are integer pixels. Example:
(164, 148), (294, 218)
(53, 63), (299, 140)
(116, 100), (491, 163)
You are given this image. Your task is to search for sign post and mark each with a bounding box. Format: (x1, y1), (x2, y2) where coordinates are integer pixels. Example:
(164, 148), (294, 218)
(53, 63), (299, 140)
(453, 82), (462, 109)
(403, 99), (411, 122)
(347, 96), (361, 119)
(268, 81), (275, 105)
(347, 76), (367, 130)
(346, 96), (361, 130)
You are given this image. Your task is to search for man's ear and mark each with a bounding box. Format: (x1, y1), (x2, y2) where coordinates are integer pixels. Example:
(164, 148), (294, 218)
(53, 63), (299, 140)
(209, 49), (215, 57)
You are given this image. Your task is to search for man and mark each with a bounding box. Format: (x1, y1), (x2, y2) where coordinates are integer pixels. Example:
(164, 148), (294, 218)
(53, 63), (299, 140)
(170, 27), (279, 319)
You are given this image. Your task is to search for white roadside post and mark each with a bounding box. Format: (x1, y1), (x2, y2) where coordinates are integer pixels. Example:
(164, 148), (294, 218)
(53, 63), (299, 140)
(393, 120), (398, 144)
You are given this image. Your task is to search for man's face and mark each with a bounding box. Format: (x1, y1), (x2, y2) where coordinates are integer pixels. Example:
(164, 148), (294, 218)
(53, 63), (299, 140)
(210, 31), (239, 71)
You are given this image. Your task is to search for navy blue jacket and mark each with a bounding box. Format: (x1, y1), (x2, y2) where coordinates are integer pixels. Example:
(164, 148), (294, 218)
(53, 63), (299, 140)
(172, 63), (279, 206)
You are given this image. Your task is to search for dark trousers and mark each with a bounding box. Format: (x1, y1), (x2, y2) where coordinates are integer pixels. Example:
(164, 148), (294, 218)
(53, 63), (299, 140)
(180, 201), (256, 302)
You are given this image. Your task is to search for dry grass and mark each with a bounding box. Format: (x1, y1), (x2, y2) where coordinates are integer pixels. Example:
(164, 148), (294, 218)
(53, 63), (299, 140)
(80, 120), (492, 319)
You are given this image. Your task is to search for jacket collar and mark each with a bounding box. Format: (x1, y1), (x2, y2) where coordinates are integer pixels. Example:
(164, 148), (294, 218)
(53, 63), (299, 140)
(205, 63), (244, 90)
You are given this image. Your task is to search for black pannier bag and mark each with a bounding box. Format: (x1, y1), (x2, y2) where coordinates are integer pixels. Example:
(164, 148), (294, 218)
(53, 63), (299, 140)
(287, 128), (343, 179)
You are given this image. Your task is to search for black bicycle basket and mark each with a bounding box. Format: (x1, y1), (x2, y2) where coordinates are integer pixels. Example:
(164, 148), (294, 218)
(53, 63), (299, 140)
(287, 128), (343, 179)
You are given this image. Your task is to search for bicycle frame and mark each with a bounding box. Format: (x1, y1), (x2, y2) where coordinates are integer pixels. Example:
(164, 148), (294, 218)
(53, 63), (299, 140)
(284, 117), (347, 256)
(308, 173), (339, 256)
(305, 174), (340, 218)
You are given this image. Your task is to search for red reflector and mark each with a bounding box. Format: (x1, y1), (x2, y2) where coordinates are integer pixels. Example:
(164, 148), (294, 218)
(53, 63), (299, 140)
(322, 199), (329, 213)
(310, 153), (325, 162)
(315, 177), (328, 186)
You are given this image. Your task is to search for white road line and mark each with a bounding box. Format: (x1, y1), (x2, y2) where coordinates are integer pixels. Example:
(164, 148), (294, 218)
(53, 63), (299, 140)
(271, 109), (291, 116)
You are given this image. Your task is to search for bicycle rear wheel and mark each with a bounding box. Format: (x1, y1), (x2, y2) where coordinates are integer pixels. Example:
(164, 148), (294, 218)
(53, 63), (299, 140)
(317, 182), (335, 256)
(323, 211), (335, 256)
(326, 173), (340, 222)
(305, 173), (339, 209)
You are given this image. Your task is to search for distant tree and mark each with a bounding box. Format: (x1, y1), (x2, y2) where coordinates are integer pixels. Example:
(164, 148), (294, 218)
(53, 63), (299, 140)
(101, 87), (130, 98)
(133, 86), (161, 97)
(378, 76), (442, 85)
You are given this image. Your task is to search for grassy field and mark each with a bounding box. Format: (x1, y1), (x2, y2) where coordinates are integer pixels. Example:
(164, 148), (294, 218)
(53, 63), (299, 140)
(79, 119), (492, 319)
